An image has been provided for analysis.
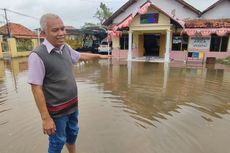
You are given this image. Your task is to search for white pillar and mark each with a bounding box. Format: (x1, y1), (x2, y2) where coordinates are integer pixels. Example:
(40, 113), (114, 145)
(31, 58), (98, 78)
(128, 30), (132, 61)
(163, 62), (169, 89)
(127, 60), (132, 85)
(164, 30), (171, 62)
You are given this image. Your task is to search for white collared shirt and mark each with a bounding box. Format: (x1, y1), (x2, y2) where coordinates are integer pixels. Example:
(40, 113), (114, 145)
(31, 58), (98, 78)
(43, 39), (64, 54)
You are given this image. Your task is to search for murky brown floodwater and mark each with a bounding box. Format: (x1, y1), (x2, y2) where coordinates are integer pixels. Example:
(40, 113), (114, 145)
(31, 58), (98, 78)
(1, 57), (230, 153)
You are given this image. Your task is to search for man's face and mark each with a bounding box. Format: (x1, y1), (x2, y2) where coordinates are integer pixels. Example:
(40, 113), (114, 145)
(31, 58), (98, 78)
(44, 17), (66, 48)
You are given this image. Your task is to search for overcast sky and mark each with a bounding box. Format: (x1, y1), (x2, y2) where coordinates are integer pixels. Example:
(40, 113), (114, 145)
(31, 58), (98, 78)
(0, 0), (218, 30)
(0, 0), (127, 30)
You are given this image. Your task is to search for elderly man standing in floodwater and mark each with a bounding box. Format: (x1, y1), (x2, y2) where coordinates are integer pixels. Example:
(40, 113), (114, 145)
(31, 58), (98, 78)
(28, 13), (111, 153)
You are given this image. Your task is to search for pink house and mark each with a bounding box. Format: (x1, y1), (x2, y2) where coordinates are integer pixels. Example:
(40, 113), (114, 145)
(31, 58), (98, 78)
(103, 0), (230, 62)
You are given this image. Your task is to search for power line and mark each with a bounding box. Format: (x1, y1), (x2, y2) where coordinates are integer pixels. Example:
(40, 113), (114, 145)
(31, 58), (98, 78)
(0, 8), (39, 20)
(6, 9), (39, 20)
(0, 8), (39, 38)
(0, 8), (39, 37)
(3, 8), (11, 37)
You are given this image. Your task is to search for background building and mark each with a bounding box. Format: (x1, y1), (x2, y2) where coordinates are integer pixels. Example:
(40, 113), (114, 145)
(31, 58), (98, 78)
(103, 0), (230, 62)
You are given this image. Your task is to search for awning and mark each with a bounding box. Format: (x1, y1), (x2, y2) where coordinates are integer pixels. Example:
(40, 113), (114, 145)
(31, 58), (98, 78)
(138, 2), (151, 15)
(117, 15), (133, 29)
(183, 28), (230, 37)
(107, 30), (122, 40)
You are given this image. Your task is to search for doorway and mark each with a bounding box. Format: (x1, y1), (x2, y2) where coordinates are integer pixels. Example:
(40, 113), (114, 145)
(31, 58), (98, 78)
(143, 34), (160, 56)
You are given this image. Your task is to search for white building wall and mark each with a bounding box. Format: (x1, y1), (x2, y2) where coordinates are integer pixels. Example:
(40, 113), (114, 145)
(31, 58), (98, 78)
(113, 0), (146, 24)
(201, 1), (230, 19)
(113, 0), (198, 24)
(150, 0), (198, 19)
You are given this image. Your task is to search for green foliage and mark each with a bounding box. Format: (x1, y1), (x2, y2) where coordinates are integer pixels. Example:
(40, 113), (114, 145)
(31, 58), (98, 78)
(225, 56), (230, 61)
(216, 56), (230, 65)
(65, 36), (84, 49)
(94, 2), (113, 25)
(16, 39), (33, 52)
(82, 22), (100, 29)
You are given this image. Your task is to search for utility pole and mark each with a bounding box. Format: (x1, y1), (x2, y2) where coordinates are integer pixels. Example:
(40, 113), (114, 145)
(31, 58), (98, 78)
(3, 8), (11, 38)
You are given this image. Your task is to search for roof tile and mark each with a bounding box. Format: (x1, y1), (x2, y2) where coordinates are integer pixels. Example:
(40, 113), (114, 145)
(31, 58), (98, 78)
(0, 22), (38, 38)
(185, 19), (230, 28)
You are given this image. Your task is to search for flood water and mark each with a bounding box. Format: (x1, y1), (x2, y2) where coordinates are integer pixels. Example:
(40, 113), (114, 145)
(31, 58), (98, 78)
(1, 57), (230, 153)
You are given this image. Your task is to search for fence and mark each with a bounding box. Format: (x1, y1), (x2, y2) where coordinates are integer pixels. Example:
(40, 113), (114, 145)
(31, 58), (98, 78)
(0, 38), (38, 59)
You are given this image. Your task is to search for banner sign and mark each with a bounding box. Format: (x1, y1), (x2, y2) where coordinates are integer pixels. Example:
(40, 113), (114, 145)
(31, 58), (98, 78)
(189, 37), (211, 50)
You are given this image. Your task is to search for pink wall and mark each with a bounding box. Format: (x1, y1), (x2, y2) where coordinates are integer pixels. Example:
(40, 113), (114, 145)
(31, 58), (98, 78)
(112, 48), (139, 59)
(170, 50), (230, 61)
(112, 48), (128, 59)
(204, 51), (230, 59)
(112, 49), (230, 61)
(170, 51), (187, 61)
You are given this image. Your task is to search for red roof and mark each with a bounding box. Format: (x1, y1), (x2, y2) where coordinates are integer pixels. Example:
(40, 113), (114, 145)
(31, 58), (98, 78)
(0, 22), (39, 38)
(185, 19), (230, 28)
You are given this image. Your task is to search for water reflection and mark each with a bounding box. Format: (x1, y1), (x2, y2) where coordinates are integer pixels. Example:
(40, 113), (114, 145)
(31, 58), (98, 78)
(1, 58), (230, 153)
(75, 60), (230, 127)
(0, 60), (7, 112)
(0, 58), (29, 124)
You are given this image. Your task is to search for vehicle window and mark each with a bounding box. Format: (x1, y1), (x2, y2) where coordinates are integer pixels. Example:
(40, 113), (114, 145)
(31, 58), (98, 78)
(101, 42), (108, 45)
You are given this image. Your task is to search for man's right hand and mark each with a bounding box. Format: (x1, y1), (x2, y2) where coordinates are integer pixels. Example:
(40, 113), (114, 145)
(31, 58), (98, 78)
(42, 117), (56, 135)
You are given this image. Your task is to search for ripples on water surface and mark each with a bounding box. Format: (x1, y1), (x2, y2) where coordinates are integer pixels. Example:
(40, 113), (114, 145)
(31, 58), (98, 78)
(1, 58), (230, 153)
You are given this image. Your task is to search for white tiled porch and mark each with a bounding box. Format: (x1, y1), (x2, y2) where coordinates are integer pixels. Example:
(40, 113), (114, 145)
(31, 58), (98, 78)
(131, 56), (165, 63)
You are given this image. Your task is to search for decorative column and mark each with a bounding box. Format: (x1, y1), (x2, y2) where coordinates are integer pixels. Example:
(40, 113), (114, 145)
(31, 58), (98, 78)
(164, 30), (171, 62)
(8, 38), (17, 58)
(32, 39), (38, 49)
(128, 30), (133, 61)
(0, 40), (3, 59)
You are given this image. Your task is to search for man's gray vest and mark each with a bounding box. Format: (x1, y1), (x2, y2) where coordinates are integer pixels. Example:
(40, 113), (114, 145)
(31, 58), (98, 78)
(33, 44), (78, 117)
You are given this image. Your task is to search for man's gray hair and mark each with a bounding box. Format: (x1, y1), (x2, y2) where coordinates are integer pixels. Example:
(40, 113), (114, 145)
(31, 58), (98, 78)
(40, 13), (61, 31)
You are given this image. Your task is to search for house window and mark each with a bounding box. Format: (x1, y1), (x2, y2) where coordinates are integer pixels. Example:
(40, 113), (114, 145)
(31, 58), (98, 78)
(120, 34), (128, 50)
(172, 34), (188, 51)
(210, 34), (228, 52)
(140, 13), (159, 24)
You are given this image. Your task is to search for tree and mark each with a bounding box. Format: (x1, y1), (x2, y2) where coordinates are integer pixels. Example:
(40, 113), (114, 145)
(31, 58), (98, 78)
(82, 22), (100, 29)
(94, 2), (113, 25)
